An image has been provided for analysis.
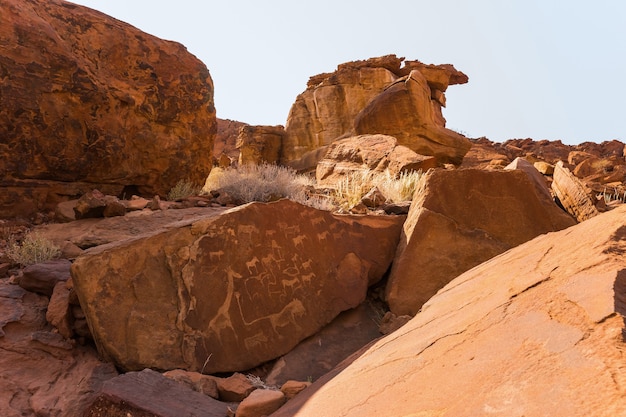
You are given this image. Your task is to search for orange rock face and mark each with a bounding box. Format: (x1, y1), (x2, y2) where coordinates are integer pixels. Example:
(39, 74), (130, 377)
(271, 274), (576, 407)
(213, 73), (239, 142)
(386, 168), (576, 315)
(0, 0), (216, 217)
(281, 206), (626, 417)
(281, 55), (470, 170)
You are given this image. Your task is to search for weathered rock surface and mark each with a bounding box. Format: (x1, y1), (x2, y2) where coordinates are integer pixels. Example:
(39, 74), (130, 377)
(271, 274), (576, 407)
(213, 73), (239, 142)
(386, 168), (576, 315)
(0, 278), (117, 417)
(265, 303), (382, 386)
(84, 369), (228, 417)
(237, 125), (285, 165)
(71, 199), (404, 373)
(214, 118), (247, 164)
(275, 205), (626, 417)
(236, 389), (285, 417)
(19, 259), (71, 296)
(353, 70), (471, 165)
(281, 55), (469, 170)
(37, 206), (227, 257)
(315, 134), (437, 187)
(0, 0), (216, 218)
(552, 161), (600, 222)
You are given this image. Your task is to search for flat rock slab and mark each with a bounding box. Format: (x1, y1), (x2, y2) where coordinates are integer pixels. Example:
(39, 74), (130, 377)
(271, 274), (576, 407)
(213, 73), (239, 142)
(71, 199), (404, 373)
(85, 369), (229, 417)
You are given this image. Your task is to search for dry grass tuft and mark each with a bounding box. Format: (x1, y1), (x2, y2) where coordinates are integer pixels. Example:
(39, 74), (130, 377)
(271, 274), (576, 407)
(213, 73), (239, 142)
(6, 231), (60, 266)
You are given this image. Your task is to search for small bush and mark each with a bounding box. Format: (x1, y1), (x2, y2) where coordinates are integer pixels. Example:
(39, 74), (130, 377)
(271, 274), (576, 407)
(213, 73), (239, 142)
(167, 180), (201, 201)
(210, 163), (315, 204)
(329, 169), (423, 209)
(373, 170), (424, 203)
(7, 231), (60, 266)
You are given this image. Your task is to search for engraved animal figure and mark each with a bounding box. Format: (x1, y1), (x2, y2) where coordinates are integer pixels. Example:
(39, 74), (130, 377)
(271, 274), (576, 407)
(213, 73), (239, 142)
(301, 272), (316, 285)
(301, 258), (313, 270)
(316, 231), (330, 242)
(292, 235), (307, 249)
(209, 250), (224, 261)
(246, 256), (260, 274)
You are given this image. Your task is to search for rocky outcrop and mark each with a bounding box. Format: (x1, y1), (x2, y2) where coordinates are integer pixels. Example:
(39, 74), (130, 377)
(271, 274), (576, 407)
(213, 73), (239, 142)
(353, 70), (471, 165)
(386, 168), (576, 315)
(551, 161), (600, 222)
(281, 55), (470, 170)
(214, 118), (247, 165)
(315, 134), (437, 187)
(237, 125), (285, 165)
(273, 205), (626, 417)
(0, 0), (216, 218)
(71, 199), (404, 374)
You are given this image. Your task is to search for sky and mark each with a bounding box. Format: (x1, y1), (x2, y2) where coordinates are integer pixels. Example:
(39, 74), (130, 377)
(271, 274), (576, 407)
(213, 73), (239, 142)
(69, 0), (626, 145)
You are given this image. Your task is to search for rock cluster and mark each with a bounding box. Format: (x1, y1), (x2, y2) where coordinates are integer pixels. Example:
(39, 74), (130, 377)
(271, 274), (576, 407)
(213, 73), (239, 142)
(3, 1), (626, 415)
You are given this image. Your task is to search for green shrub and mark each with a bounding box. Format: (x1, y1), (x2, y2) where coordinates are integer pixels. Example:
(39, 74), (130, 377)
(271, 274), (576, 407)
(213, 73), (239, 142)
(7, 231), (60, 266)
(167, 180), (201, 201)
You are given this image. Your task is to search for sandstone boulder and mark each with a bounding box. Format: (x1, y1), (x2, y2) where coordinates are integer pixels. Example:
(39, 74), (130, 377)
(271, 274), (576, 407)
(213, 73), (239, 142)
(271, 205), (626, 417)
(236, 389), (285, 417)
(71, 199), (404, 373)
(354, 70), (471, 165)
(551, 160), (600, 222)
(386, 168), (576, 315)
(0, 0), (216, 218)
(214, 118), (248, 164)
(237, 125), (285, 165)
(281, 55), (469, 170)
(315, 134), (436, 187)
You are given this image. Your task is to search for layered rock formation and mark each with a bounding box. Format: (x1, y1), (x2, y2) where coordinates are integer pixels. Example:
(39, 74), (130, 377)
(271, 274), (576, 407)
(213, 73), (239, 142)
(281, 55), (471, 170)
(0, 0), (216, 217)
(386, 168), (576, 315)
(274, 205), (626, 417)
(315, 134), (437, 187)
(237, 125), (285, 165)
(71, 200), (403, 374)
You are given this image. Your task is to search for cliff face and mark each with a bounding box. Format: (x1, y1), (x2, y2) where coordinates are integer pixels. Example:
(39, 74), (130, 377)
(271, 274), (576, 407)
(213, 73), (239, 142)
(0, 0), (216, 216)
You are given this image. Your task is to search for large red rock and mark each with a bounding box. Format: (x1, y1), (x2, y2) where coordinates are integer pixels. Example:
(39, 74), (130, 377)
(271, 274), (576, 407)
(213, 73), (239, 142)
(281, 55), (469, 171)
(70, 200), (403, 374)
(273, 205), (626, 417)
(386, 168), (576, 315)
(0, 0), (216, 218)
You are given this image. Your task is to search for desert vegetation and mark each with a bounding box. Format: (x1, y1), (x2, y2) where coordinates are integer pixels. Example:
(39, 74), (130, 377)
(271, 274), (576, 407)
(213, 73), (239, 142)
(202, 163), (423, 211)
(6, 231), (60, 266)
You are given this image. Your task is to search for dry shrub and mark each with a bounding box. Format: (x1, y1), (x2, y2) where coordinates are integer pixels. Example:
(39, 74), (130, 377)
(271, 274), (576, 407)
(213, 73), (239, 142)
(330, 169), (424, 209)
(167, 179), (201, 201)
(7, 231), (60, 266)
(209, 163), (315, 204)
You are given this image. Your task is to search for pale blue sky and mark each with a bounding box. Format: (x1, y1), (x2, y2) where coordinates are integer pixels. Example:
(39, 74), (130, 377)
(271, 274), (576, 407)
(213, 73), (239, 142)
(70, 1), (626, 145)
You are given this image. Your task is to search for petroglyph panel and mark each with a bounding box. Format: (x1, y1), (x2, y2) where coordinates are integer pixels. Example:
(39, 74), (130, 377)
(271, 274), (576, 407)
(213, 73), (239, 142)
(71, 199), (405, 374)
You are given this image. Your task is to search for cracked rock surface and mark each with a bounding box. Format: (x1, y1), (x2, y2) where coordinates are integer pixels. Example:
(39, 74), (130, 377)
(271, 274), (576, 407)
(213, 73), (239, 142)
(273, 205), (626, 417)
